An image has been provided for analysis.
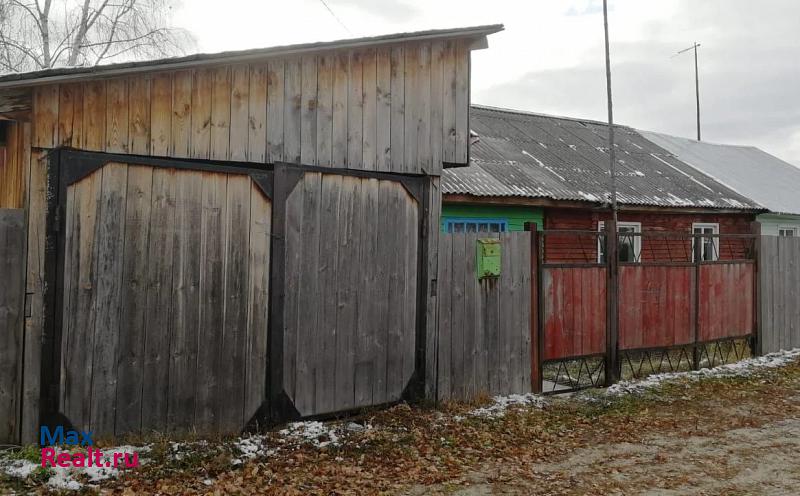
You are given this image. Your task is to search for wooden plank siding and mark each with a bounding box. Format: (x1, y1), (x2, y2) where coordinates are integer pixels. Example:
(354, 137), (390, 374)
(282, 172), (419, 416)
(760, 236), (800, 353)
(435, 232), (532, 402)
(0, 209), (26, 443)
(59, 162), (271, 437)
(29, 41), (471, 174)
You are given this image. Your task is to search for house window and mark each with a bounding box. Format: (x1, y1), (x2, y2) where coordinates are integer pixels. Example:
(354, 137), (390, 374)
(778, 226), (798, 237)
(445, 218), (507, 233)
(598, 221), (642, 263)
(692, 223), (719, 261)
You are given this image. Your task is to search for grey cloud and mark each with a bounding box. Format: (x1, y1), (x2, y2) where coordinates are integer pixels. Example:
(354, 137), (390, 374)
(475, 0), (800, 166)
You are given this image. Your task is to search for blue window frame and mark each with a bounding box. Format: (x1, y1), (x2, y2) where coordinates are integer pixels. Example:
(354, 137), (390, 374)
(444, 218), (508, 233)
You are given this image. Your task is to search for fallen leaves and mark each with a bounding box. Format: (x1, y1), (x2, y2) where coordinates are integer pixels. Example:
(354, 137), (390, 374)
(4, 359), (800, 495)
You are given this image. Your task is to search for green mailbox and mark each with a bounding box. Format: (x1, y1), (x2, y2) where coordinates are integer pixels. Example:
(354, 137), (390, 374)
(476, 238), (502, 278)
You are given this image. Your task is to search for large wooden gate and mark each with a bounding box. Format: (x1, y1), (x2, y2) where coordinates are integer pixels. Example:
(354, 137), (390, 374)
(270, 165), (425, 418)
(47, 151), (272, 437)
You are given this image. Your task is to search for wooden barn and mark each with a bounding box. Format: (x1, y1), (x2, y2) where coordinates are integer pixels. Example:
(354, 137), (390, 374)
(0, 24), (503, 443)
(442, 105), (764, 262)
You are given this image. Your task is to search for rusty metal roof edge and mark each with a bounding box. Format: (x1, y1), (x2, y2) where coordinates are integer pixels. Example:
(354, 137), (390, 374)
(0, 24), (504, 88)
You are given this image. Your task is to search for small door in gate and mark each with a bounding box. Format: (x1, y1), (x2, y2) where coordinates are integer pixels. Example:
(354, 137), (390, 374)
(273, 168), (422, 418)
(54, 156), (271, 437)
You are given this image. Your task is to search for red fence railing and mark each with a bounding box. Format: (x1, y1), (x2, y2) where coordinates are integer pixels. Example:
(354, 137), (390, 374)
(528, 224), (759, 394)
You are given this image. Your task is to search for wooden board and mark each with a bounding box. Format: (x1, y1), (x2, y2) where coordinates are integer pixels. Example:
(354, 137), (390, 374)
(105, 79), (129, 153)
(150, 73), (172, 156)
(247, 65), (268, 163)
(0, 209), (25, 443)
(22, 150), (45, 444)
(128, 76), (151, 155)
(58, 161), (271, 437)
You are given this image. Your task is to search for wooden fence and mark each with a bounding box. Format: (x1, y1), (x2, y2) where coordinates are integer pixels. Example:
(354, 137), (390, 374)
(0, 209), (25, 443)
(760, 235), (800, 353)
(434, 232), (532, 401)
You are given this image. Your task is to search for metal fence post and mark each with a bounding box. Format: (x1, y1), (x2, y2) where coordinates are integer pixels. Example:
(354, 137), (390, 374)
(605, 219), (620, 386)
(752, 222), (762, 356)
(692, 233), (701, 370)
(525, 222), (542, 393)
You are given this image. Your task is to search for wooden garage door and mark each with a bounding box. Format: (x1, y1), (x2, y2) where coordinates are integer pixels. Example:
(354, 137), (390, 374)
(279, 171), (420, 417)
(58, 162), (271, 436)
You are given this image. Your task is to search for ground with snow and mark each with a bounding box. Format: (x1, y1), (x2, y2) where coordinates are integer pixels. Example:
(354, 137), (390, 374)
(1, 348), (799, 494)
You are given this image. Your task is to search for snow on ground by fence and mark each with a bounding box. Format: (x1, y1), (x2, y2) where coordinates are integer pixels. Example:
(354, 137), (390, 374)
(607, 348), (800, 396)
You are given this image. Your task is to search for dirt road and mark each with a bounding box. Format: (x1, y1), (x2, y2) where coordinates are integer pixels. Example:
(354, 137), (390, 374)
(407, 412), (800, 495)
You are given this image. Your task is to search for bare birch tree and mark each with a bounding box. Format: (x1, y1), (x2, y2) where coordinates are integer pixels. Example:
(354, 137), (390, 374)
(0, 0), (194, 73)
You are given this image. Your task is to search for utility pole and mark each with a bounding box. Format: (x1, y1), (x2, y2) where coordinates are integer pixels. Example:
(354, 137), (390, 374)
(675, 42), (701, 141)
(602, 0), (619, 386)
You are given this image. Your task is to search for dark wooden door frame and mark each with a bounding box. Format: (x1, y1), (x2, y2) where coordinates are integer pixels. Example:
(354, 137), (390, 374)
(40, 148), (274, 431)
(268, 162), (430, 423)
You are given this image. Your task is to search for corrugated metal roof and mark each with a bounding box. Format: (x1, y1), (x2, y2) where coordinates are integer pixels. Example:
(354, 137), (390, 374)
(442, 105), (761, 211)
(640, 131), (800, 216)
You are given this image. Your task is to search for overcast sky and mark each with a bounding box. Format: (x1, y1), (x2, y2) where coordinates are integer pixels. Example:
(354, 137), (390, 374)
(174, 0), (800, 166)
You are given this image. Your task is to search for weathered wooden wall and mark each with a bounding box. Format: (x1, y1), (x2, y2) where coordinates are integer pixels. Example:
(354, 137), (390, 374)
(0, 209), (25, 443)
(58, 162), (271, 437)
(760, 236), (800, 353)
(29, 40), (471, 176)
(279, 171), (419, 416)
(435, 232), (531, 401)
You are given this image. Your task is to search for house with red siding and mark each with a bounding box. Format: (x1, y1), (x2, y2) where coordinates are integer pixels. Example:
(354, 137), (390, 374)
(442, 105), (763, 262)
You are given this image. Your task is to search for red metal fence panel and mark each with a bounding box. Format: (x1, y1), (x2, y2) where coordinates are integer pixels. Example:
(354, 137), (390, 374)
(698, 263), (754, 341)
(542, 267), (606, 360)
(619, 265), (695, 350)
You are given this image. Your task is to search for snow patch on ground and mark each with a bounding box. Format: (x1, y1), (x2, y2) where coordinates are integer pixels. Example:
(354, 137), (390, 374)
(0, 445), (147, 491)
(2, 459), (37, 478)
(607, 348), (800, 396)
(279, 421), (341, 448)
(231, 435), (276, 465)
(468, 393), (547, 418)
